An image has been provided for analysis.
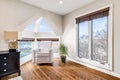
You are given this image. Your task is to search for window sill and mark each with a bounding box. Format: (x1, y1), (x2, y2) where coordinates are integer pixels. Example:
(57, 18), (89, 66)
(76, 57), (112, 71)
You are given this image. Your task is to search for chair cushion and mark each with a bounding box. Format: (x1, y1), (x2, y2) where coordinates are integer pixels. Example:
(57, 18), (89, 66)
(35, 51), (50, 57)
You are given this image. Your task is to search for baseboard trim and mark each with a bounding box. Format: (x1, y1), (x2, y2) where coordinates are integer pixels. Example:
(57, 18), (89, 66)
(68, 57), (120, 78)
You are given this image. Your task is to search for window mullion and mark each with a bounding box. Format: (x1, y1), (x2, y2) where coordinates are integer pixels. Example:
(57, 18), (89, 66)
(88, 20), (92, 60)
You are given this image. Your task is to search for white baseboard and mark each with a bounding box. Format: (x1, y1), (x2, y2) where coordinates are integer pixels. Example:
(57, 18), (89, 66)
(68, 57), (120, 78)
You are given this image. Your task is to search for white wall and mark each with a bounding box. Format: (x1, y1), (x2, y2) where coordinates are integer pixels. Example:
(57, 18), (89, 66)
(19, 31), (58, 39)
(0, 0), (63, 50)
(63, 0), (120, 77)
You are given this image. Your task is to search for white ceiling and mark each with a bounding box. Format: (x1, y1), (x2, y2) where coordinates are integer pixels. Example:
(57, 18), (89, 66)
(20, 0), (96, 15)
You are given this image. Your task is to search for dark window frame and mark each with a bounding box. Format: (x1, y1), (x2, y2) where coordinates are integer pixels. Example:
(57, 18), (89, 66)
(76, 7), (109, 64)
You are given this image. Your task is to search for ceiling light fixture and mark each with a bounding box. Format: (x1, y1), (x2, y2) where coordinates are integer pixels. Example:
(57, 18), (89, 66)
(59, 0), (63, 4)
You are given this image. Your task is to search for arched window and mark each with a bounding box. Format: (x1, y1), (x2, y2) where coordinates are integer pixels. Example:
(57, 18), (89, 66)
(24, 18), (53, 33)
(38, 19), (53, 32)
(24, 22), (35, 31)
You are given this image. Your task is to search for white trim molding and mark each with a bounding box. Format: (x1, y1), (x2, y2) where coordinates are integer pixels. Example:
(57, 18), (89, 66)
(68, 57), (120, 78)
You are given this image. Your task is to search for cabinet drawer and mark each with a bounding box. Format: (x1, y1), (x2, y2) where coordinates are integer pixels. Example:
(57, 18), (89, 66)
(0, 68), (8, 74)
(0, 62), (8, 69)
(0, 55), (8, 61)
(0, 67), (19, 74)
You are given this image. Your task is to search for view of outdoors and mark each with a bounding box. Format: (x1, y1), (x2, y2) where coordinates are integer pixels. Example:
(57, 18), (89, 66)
(38, 19), (53, 32)
(24, 22), (35, 31)
(78, 16), (108, 65)
(92, 17), (108, 64)
(79, 21), (89, 59)
(24, 19), (53, 32)
(18, 41), (33, 58)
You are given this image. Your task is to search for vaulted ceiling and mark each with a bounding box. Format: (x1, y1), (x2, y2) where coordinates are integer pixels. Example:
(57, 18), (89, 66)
(20, 0), (96, 15)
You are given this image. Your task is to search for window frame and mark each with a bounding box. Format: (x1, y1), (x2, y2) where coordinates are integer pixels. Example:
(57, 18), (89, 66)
(77, 5), (113, 70)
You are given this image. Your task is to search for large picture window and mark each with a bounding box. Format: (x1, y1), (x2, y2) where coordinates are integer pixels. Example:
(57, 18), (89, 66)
(78, 21), (89, 59)
(76, 7), (112, 69)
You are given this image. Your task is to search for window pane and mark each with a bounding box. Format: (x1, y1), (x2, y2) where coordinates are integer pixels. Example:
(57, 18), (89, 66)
(18, 41), (33, 58)
(78, 21), (89, 59)
(92, 17), (108, 64)
(24, 22), (35, 31)
(39, 19), (53, 32)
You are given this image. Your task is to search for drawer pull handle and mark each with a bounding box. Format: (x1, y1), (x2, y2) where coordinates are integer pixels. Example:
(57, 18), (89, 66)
(4, 63), (7, 66)
(4, 69), (6, 72)
(4, 57), (7, 60)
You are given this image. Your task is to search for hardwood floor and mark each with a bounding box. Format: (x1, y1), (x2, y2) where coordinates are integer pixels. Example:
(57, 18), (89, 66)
(1, 58), (120, 80)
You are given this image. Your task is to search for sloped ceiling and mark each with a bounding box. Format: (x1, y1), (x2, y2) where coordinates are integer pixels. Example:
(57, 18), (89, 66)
(20, 0), (96, 15)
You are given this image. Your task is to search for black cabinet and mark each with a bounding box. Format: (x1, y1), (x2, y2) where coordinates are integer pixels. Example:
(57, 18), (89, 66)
(0, 50), (20, 78)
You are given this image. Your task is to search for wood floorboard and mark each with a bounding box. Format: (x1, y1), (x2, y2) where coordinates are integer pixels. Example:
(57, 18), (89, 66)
(1, 58), (120, 80)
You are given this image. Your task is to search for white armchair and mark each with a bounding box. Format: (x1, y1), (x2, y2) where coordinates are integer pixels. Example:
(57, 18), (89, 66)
(33, 41), (53, 64)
